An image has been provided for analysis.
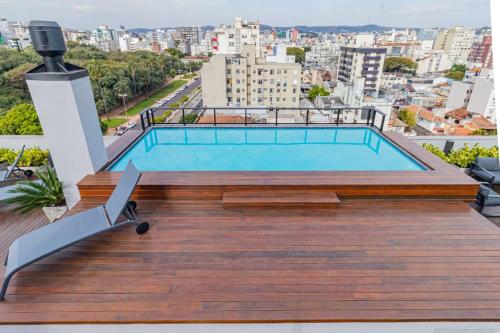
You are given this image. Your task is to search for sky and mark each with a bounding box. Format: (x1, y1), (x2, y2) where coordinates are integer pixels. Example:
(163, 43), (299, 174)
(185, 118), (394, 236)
(0, 0), (492, 30)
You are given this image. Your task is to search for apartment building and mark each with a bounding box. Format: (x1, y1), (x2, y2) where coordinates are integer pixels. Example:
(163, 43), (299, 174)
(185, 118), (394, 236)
(433, 27), (475, 63)
(175, 26), (200, 55)
(468, 35), (493, 68)
(201, 44), (301, 107)
(467, 75), (496, 123)
(91, 25), (119, 52)
(210, 17), (260, 55)
(337, 46), (387, 96)
(305, 41), (340, 68)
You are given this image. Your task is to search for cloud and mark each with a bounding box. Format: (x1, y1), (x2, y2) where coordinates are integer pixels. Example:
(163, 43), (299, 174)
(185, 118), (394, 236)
(74, 5), (96, 12)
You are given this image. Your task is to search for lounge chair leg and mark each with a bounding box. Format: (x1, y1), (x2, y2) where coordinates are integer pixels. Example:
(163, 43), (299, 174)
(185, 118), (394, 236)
(0, 273), (13, 301)
(136, 222), (150, 235)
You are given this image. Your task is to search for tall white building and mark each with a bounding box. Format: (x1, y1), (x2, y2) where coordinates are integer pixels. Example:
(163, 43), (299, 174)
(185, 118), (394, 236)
(467, 75), (496, 123)
(433, 27), (475, 63)
(201, 44), (301, 108)
(210, 17), (260, 55)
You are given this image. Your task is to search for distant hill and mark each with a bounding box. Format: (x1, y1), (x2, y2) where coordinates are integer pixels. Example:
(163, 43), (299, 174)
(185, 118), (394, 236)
(128, 24), (399, 35)
(260, 24), (398, 33)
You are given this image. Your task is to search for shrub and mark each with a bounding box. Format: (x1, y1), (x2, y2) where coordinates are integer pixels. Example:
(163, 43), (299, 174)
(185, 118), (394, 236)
(181, 114), (198, 124)
(423, 143), (499, 168)
(0, 147), (49, 167)
(100, 119), (109, 134)
(4, 166), (65, 213)
(0, 103), (43, 135)
(153, 110), (173, 124)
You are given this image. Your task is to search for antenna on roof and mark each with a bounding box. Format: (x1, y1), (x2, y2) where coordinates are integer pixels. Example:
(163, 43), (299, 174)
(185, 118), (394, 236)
(28, 21), (67, 73)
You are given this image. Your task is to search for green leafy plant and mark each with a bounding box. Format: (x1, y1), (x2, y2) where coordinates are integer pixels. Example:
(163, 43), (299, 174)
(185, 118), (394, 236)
(181, 114), (198, 124)
(5, 166), (66, 213)
(0, 147), (49, 167)
(308, 85), (330, 102)
(423, 144), (499, 168)
(398, 108), (417, 129)
(384, 57), (417, 74)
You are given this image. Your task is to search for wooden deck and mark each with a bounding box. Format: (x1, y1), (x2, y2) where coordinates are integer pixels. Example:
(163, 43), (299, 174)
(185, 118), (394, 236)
(80, 132), (479, 200)
(2, 198), (500, 323)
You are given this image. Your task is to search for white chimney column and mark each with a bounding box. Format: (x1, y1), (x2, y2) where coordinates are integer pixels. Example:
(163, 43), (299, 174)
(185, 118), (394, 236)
(26, 71), (108, 208)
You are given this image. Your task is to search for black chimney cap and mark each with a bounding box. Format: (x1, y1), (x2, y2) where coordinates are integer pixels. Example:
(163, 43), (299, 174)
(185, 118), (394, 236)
(28, 20), (66, 57)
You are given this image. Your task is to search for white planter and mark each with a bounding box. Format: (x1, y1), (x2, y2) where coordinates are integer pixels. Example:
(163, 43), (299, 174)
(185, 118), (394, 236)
(43, 206), (68, 223)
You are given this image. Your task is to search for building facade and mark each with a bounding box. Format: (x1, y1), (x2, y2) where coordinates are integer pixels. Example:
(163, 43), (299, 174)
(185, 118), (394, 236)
(433, 27), (475, 63)
(201, 44), (301, 108)
(468, 35), (493, 68)
(337, 46), (387, 96)
(210, 17), (260, 55)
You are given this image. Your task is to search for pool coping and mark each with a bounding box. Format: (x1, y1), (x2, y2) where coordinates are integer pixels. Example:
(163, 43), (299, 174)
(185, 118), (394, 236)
(82, 126), (478, 201)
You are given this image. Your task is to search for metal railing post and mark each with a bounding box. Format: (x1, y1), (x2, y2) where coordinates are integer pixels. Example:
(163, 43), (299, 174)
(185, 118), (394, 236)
(336, 109), (341, 125)
(244, 108), (248, 126)
(151, 109), (155, 126)
(275, 108), (278, 126)
(140, 113), (145, 130)
(371, 109), (376, 127)
(306, 109), (309, 126)
(366, 109), (371, 126)
(213, 108), (217, 126)
(182, 108), (186, 125)
(380, 114), (386, 131)
(146, 109), (151, 127)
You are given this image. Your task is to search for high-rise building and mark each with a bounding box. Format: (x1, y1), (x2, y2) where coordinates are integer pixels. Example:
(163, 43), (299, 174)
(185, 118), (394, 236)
(468, 35), (493, 68)
(337, 46), (387, 96)
(210, 17), (260, 55)
(433, 27), (475, 63)
(91, 25), (119, 52)
(175, 26), (200, 55)
(201, 44), (301, 107)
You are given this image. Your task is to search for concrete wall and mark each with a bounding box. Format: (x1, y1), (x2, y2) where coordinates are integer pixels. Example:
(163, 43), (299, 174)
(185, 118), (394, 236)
(3, 322), (500, 333)
(201, 55), (227, 107)
(409, 135), (498, 150)
(0, 136), (119, 150)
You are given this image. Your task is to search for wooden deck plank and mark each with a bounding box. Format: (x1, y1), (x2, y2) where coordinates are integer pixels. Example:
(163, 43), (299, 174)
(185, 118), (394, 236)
(1, 198), (500, 323)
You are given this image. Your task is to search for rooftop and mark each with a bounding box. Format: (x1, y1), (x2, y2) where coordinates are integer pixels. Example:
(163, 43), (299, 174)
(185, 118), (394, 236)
(2, 196), (500, 324)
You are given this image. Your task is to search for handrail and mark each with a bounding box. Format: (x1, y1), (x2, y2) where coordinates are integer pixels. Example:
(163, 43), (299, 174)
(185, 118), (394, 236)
(140, 107), (387, 132)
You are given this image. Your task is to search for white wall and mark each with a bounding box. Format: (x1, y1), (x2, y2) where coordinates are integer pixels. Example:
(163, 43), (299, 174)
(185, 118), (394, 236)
(409, 136), (498, 150)
(3, 322), (500, 333)
(0, 135), (119, 150)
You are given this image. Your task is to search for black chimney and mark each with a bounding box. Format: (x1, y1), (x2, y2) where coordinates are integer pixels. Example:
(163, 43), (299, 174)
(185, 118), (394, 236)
(28, 21), (67, 73)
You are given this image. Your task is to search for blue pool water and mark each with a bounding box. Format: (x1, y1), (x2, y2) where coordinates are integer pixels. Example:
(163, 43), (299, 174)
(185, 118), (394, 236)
(109, 127), (426, 172)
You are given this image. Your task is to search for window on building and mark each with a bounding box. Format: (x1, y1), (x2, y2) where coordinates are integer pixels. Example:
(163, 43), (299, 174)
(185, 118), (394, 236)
(227, 69), (231, 74)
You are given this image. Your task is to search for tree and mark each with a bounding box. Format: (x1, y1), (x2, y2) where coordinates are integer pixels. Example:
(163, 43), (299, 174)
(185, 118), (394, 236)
(0, 103), (43, 135)
(398, 108), (417, 130)
(287, 47), (305, 64)
(445, 64), (467, 81)
(384, 57), (417, 74)
(308, 85), (330, 101)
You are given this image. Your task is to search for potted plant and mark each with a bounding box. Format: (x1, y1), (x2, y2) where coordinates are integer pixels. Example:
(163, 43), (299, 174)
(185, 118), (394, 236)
(5, 166), (67, 222)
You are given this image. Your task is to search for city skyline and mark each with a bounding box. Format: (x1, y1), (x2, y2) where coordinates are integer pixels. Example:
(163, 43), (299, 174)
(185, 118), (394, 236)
(0, 0), (492, 30)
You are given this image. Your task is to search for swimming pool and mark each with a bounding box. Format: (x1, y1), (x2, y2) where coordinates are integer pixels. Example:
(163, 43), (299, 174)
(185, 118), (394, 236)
(109, 127), (427, 172)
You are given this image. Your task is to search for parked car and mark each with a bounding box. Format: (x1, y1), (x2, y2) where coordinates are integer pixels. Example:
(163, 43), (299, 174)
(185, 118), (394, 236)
(114, 126), (128, 136)
(126, 121), (137, 130)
